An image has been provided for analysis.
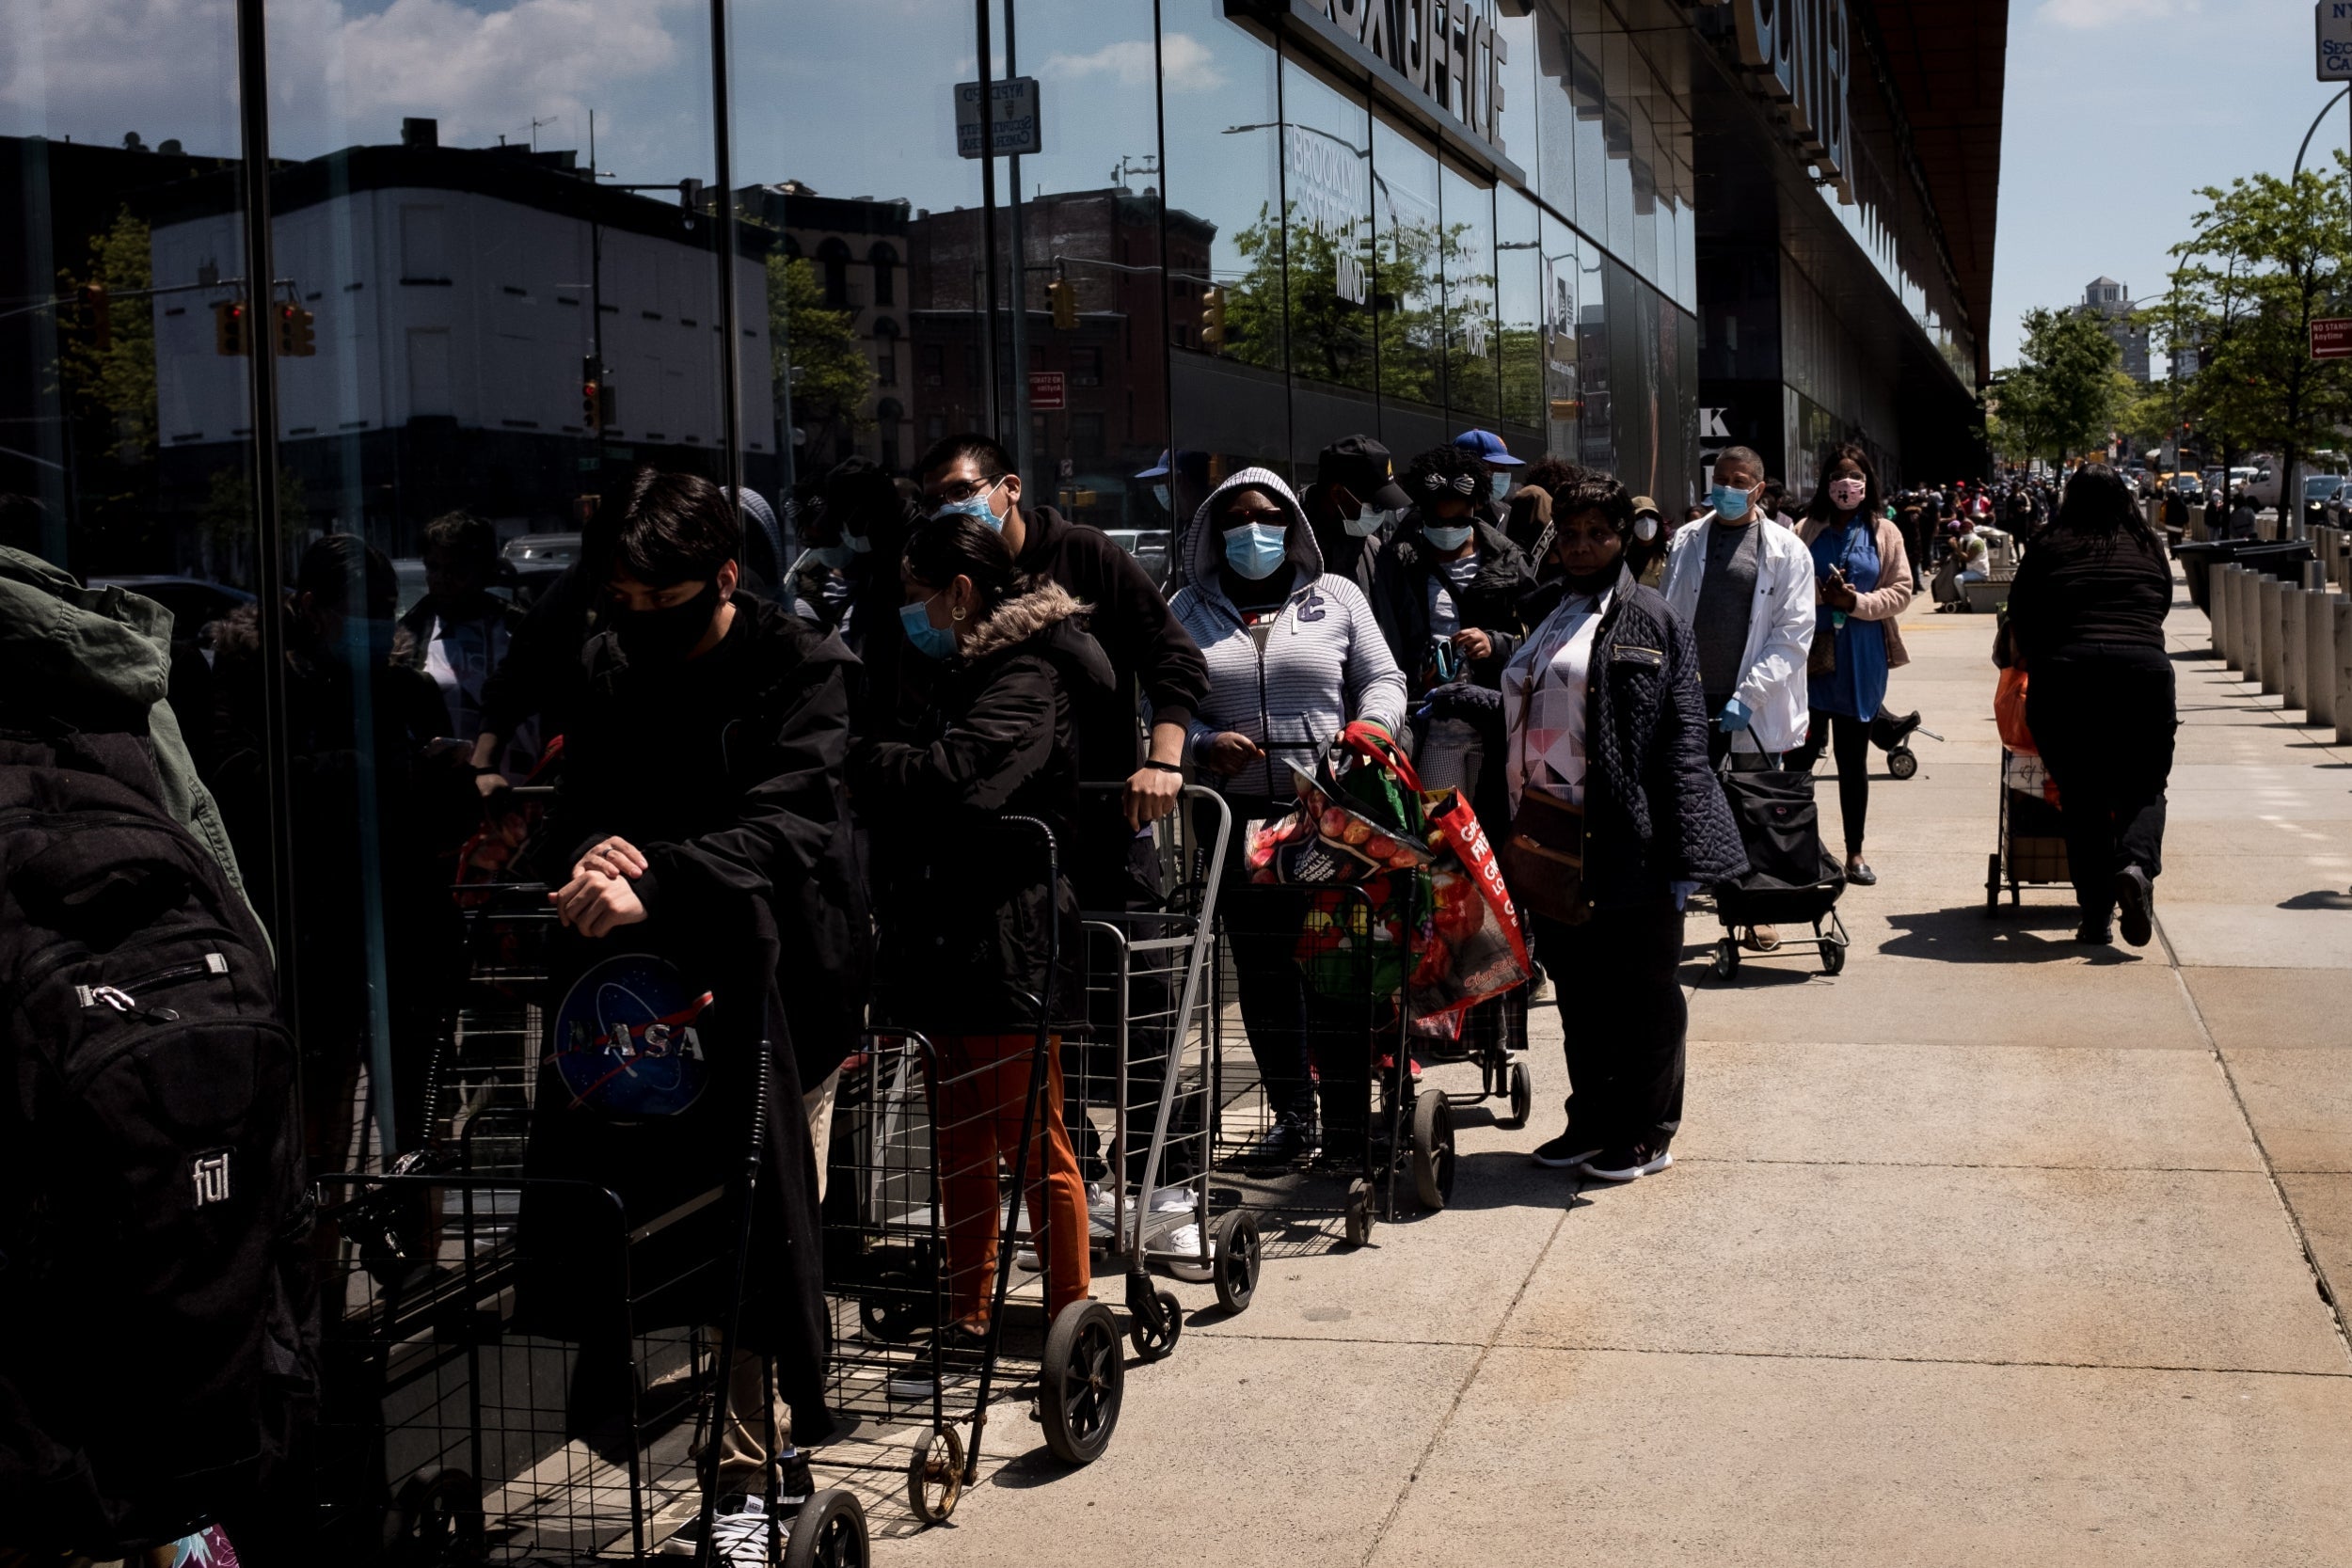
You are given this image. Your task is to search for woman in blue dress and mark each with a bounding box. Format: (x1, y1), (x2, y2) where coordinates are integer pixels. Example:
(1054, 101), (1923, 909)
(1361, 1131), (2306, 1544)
(1790, 444), (1914, 886)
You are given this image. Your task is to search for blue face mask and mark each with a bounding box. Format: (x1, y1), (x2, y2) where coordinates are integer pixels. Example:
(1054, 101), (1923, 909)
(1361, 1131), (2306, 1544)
(898, 596), (960, 661)
(1344, 505), (1391, 538)
(1711, 483), (1753, 521)
(1489, 472), (1512, 502)
(1151, 483), (1171, 515)
(1222, 522), (1289, 580)
(1422, 521), (1474, 552)
(930, 478), (1006, 530)
(844, 531), (873, 555)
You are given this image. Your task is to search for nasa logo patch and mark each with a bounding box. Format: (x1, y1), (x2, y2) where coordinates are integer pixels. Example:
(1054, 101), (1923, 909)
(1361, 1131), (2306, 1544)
(548, 953), (715, 1117)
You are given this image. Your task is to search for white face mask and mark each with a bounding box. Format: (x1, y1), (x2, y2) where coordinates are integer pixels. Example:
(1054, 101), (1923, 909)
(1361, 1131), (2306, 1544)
(1633, 515), (1660, 542)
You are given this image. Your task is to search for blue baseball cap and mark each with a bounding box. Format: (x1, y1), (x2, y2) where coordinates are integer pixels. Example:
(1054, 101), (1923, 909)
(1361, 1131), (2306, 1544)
(1134, 450), (1171, 480)
(1451, 428), (1521, 467)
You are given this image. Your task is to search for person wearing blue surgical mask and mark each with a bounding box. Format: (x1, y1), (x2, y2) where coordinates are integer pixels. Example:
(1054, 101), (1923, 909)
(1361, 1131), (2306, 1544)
(1166, 469), (1407, 1166)
(849, 512), (1115, 1353)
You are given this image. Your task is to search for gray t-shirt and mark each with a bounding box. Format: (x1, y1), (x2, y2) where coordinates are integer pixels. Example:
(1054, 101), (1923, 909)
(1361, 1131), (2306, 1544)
(1692, 520), (1761, 701)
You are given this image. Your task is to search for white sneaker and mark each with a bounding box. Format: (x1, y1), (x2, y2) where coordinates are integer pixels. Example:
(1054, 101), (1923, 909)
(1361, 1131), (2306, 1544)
(1087, 1180), (1112, 1212)
(703, 1496), (780, 1567)
(1161, 1221), (1215, 1282)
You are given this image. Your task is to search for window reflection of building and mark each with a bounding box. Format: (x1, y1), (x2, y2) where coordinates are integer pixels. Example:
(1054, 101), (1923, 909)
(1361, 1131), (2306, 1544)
(742, 184), (914, 471)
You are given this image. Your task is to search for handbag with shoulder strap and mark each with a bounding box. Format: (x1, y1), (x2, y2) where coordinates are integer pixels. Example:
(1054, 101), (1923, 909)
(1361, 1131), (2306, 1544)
(1501, 652), (1592, 927)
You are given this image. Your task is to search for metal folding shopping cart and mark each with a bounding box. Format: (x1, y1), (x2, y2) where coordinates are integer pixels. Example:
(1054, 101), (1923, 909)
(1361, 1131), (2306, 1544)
(1986, 747), (2072, 913)
(1067, 784), (1260, 1358)
(1208, 875), (1452, 1252)
(815, 815), (1126, 1529)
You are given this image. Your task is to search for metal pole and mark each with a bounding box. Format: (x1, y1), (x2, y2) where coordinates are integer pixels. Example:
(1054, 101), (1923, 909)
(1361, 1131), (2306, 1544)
(2294, 85), (2351, 178)
(233, 0), (308, 1101)
(1005, 0), (1034, 492)
(709, 0), (744, 503)
(976, 0), (1001, 437)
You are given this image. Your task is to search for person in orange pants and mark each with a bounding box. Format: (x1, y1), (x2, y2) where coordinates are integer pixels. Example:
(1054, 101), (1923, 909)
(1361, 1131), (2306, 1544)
(936, 1032), (1091, 1330)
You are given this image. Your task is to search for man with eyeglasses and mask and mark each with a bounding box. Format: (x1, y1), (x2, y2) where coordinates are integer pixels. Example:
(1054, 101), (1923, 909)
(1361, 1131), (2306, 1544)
(1299, 434), (1414, 598)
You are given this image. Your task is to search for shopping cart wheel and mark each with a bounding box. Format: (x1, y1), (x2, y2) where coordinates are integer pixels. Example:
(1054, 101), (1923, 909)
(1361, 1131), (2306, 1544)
(1820, 936), (1847, 976)
(1711, 938), (1740, 980)
(1887, 747), (1918, 781)
(1211, 1209), (1262, 1313)
(1039, 1300), (1124, 1465)
(906, 1425), (964, 1526)
(782, 1488), (869, 1568)
(1128, 1281), (1184, 1362)
(1502, 1061), (1534, 1129)
(1343, 1177), (1377, 1247)
(1411, 1090), (1456, 1211)
(385, 1465), (485, 1565)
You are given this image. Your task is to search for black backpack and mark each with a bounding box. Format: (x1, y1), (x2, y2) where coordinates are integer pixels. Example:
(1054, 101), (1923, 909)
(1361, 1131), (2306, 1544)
(0, 722), (315, 1555)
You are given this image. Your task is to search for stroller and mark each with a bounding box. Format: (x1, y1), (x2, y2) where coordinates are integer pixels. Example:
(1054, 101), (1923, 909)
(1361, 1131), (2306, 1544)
(1708, 735), (1851, 979)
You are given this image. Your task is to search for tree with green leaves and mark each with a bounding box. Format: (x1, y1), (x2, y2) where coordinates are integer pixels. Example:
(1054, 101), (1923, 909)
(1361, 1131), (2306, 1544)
(767, 254), (873, 464)
(2153, 159), (2352, 507)
(1993, 306), (2125, 467)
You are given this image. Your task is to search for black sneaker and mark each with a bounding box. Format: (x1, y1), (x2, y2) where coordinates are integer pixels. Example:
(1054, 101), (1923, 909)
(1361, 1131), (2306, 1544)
(2114, 866), (2154, 948)
(1531, 1129), (1602, 1168)
(1578, 1144), (1673, 1181)
(2074, 920), (2115, 946)
(1241, 1116), (1318, 1167)
(775, 1451), (814, 1512)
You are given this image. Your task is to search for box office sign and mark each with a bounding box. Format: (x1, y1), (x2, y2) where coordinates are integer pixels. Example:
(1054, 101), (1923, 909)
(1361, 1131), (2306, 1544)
(1237, 0), (1517, 173)
(1733, 0), (1854, 203)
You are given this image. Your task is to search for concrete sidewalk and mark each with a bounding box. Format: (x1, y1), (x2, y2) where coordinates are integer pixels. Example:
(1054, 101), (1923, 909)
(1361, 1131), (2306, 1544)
(885, 575), (2352, 1565)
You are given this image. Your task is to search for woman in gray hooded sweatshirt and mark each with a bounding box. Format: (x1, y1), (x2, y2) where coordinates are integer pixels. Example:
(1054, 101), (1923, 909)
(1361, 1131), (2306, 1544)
(1168, 468), (1406, 1167)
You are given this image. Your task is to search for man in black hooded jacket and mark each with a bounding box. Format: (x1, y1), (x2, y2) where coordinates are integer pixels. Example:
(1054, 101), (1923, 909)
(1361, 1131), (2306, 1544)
(535, 468), (861, 1552)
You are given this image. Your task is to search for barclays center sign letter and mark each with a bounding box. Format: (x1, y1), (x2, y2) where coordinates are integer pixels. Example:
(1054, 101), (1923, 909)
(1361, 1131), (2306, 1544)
(1732, 0), (1853, 202)
(1230, 0), (1523, 182)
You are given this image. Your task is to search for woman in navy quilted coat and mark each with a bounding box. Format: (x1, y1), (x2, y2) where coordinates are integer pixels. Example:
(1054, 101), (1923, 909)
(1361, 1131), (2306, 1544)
(1497, 473), (1746, 1185)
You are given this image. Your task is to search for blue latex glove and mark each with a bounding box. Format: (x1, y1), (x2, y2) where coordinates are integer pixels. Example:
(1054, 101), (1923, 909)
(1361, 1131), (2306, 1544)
(1717, 696), (1754, 733)
(1670, 879), (1702, 911)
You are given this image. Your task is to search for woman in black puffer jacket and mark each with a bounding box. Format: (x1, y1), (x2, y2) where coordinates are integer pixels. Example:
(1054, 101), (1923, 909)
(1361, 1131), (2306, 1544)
(850, 515), (1112, 1338)
(1494, 473), (1746, 1186)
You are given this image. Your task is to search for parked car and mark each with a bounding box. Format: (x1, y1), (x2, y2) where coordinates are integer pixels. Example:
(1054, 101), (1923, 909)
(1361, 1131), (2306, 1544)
(2302, 474), (2343, 530)
(1103, 527), (1173, 587)
(501, 531), (581, 570)
(87, 574), (255, 649)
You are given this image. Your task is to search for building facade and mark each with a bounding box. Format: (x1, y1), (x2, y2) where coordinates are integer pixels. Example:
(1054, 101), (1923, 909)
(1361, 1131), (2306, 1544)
(3, 0), (2003, 1156)
(2083, 275), (2152, 384)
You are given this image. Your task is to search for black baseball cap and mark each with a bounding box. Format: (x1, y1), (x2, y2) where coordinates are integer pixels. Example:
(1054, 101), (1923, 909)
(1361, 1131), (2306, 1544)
(1315, 435), (1412, 514)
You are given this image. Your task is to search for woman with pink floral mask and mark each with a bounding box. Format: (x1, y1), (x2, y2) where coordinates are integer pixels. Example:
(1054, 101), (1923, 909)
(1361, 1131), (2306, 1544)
(1789, 443), (1913, 886)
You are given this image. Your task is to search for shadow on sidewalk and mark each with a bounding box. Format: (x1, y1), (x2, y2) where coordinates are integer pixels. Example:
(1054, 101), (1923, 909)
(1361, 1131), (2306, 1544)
(1877, 905), (2139, 964)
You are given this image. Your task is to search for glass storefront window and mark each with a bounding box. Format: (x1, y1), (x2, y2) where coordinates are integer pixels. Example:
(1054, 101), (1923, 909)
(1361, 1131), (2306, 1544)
(1279, 57), (1376, 398)
(1162, 0), (1287, 491)
(1537, 210), (1584, 463)
(1497, 186), (1544, 431)
(1494, 6), (1543, 207)
(1438, 160), (1499, 424)
(1566, 0), (1612, 255)
(1371, 110), (1444, 414)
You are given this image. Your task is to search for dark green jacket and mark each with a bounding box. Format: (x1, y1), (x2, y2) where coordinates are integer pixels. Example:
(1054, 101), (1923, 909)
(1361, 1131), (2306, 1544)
(0, 547), (251, 910)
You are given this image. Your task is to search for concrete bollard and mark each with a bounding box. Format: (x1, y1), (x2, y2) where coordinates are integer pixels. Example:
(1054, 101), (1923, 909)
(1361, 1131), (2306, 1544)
(2189, 504), (2209, 542)
(2261, 577), (2288, 694)
(2242, 567), (2265, 677)
(2286, 585), (2310, 709)
(2337, 598), (2352, 745)
(2230, 566), (2254, 673)
(2308, 590), (2339, 729)
(2213, 559), (2233, 659)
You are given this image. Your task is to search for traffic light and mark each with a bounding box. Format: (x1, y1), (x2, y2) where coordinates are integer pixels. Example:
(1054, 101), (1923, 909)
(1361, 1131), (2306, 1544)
(78, 283), (111, 352)
(1048, 277), (1077, 331)
(274, 303), (316, 357)
(1200, 285), (1227, 352)
(213, 299), (250, 357)
(581, 354), (608, 434)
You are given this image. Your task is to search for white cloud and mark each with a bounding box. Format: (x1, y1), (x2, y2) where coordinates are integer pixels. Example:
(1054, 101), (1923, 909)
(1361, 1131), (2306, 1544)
(1, 0), (705, 176)
(2037, 0), (2195, 30)
(1044, 31), (1223, 94)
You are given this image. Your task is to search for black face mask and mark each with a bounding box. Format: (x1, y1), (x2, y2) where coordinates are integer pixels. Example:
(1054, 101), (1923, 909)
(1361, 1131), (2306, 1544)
(612, 578), (722, 667)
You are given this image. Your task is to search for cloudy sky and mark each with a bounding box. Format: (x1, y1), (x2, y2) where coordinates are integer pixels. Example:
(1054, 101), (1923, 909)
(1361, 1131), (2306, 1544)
(1990, 0), (2328, 372)
(3, 0), (2330, 381)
